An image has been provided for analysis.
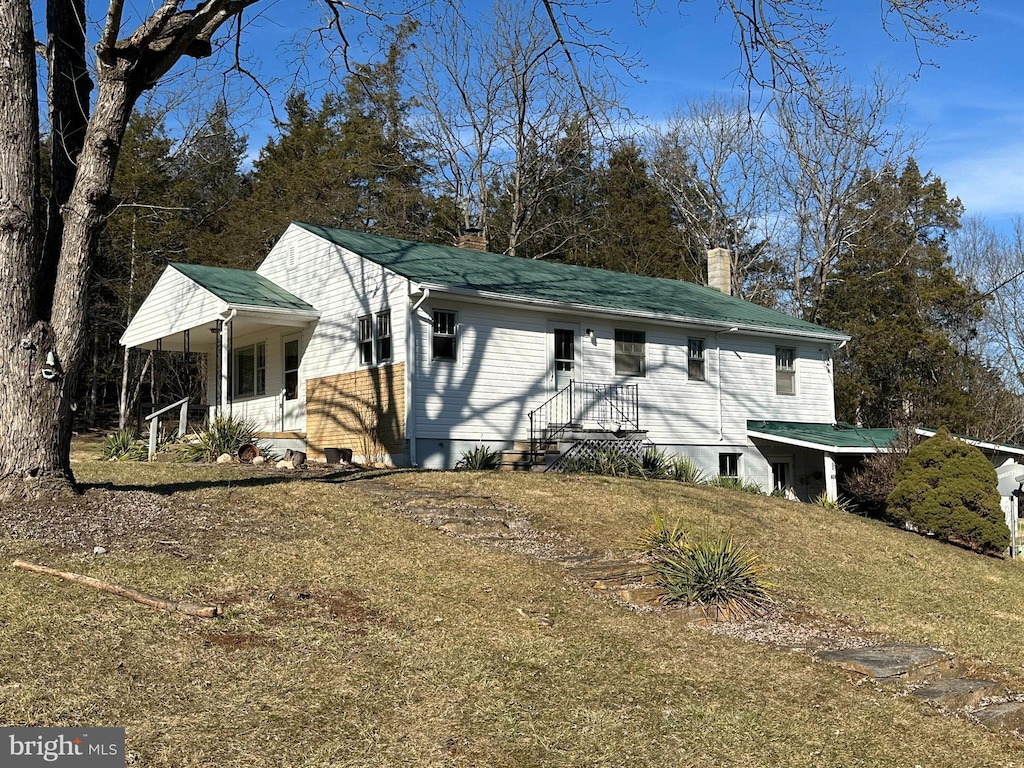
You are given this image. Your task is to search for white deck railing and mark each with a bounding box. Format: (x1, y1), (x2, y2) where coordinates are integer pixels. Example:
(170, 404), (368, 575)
(144, 397), (190, 459)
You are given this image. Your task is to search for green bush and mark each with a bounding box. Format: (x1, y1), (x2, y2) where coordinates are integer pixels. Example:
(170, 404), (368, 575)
(643, 519), (774, 618)
(639, 447), (674, 479)
(886, 427), (1009, 554)
(99, 427), (148, 461)
(175, 415), (267, 463)
(455, 445), (501, 470)
(708, 475), (763, 495)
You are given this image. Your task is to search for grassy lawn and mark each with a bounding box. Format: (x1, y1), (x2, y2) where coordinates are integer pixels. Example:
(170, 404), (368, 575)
(1, 449), (1023, 765)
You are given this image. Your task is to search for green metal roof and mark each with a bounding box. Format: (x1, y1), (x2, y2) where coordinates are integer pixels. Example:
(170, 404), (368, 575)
(294, 223), (847, 340)
(748, 421), (897, 452)
(171, 263), (315, 312)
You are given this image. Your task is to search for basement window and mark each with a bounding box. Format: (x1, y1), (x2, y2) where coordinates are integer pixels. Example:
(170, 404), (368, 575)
(719, 452), (740, 478)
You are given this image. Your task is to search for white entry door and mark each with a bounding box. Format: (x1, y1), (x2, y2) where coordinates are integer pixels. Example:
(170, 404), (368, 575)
(549, 323), (580, 392)
(282, 334), (304, 431)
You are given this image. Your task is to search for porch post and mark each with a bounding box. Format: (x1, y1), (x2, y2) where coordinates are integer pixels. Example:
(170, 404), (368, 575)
(824, 453), (838, 501)
(220, 316), (231, 415)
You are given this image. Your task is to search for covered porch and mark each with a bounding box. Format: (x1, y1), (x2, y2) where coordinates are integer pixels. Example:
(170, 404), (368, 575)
(747, 420), (898, 502)
(119, 263), (320, 438)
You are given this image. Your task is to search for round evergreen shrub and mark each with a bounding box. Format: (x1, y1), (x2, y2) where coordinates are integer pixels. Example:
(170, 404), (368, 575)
(886, 427), (1009, 554)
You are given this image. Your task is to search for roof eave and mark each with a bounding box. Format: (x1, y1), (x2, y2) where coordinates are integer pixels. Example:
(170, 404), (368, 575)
(416, 283), (849, 343)
(747, 429), (893, 454)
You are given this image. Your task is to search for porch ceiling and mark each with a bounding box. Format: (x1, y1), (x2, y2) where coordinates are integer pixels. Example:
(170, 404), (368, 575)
(747, 420), (897, 454)
(128, 307), (320, 352)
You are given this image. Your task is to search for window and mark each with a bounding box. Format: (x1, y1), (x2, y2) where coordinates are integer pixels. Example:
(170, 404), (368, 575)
(376, 311), (392, 362)
(614, 329), (645, 376)
(719, 453), (740, 478)
(233, 342), (266, 398)
(432, 310), (457, 360)
(284, 336), (300, 401)
(688, 337), (706, 381)
(776, 346), (796, 395)
(358, 310), (392, 365)
(357, 315), (374, 365)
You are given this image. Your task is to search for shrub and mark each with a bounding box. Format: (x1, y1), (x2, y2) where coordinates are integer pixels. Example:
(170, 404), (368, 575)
(842, 428), (919, 516)
(455, 445), (501, 470)
(639, 447), (673, 479)
(670, 456), (706, 484)
(175, 415), (267, 463)
(886, 427), (1009, 554)
(813, 492), (854, 512)
(643, 520), (774, 618)
(99, 428), (148, 461)
(708, 476), (763, 495)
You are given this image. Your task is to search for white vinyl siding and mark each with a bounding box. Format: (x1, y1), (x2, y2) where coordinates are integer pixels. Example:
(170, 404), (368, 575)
(120, 266), (224, 349)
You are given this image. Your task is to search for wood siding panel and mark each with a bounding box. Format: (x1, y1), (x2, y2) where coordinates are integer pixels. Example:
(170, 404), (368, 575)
(306, 364), (406, 461)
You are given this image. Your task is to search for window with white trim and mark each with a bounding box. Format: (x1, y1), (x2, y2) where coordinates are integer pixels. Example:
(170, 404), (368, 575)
(719, 452), (740, 478)
(688, 337), (706, 381)
(432, 310), (457, 361)
(776, 346), (796, 395)
(357, 310), (392, 365)
(233, 342), (266, 398)
(357, 315), (374, 365)
(614, 329), (645, 376)
(376, 311), (392, 362)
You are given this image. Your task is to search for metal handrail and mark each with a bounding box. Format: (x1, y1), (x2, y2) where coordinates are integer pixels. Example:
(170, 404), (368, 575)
(145, 397), (190, 459)
(528, 382), (639, 455)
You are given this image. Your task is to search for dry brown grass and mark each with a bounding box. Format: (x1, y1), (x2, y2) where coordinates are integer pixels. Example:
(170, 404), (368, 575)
(0, 455), (1022, 765)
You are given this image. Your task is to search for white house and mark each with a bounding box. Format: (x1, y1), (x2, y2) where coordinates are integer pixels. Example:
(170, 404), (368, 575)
(122, 222), (864, 499)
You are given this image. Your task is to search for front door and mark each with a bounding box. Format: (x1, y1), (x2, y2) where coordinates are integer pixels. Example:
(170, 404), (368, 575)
(550, 324), (579, 392)
(282, 334), (304, 431)
(770, 460), (792, 493)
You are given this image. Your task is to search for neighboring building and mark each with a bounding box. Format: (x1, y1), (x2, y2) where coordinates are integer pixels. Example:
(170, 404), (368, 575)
(123, 222), (860, 499)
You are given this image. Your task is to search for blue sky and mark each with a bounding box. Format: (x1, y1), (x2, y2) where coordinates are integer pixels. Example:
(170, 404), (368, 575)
(61, 1), (1024, 233)
(584, 1), (1024, 233)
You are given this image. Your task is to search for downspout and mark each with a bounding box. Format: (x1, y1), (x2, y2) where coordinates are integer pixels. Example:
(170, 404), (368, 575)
(406, 287), (431, 467)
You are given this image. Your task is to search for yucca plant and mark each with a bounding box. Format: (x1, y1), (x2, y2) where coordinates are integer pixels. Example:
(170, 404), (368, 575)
(648, 525), (774, 619)
(708, 475), (764, 495)
(639, 446), (673, 479)
(813, 491), (854, 512)
(638, 509), (688, 554)
(99, 427), (148, 461)
(670, 456), (706, 484)
(175, 415), (266, 463)
(455, 445), (501, 470)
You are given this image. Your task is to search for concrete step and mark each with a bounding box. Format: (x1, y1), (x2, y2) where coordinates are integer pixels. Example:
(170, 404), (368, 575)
(512, 440), (557, 453)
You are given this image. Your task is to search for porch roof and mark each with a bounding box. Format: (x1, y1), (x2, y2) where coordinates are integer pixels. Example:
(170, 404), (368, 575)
(170, 263), (315, 312)
(747, 421), (897, 454)
(120, 263), (320, 351)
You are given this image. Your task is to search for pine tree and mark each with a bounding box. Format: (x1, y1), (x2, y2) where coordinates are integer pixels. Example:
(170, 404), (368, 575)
(819, 159), (987, 431)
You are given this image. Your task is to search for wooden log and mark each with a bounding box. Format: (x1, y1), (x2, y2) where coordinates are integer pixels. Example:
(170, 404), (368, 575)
(12, 559), (222, 618)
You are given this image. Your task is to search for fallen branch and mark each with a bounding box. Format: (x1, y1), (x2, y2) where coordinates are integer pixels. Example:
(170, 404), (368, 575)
(12, 559), (223, 618)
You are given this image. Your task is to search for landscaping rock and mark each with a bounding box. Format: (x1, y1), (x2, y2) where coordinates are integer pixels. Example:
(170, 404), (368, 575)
(438, 519), (511, 536)
(616, 586), (666, 609)
(972, 701), (1024, 731)
(92, 546), (107, 555)
(216, 453), (233, 464)
(252, 456), (265, 466)
(276, 460), (295, 470)
(910, 678), (1006, 710)
(816, 644), (956, 683)
(567, 560), (657, 588)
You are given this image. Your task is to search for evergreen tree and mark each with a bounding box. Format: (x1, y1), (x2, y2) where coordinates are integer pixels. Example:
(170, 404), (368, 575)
(585, 142), (697, 280)
(819, 159), (987, 431)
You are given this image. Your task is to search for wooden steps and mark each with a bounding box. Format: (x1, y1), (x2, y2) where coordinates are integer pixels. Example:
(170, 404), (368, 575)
(500, 441), (559, 471)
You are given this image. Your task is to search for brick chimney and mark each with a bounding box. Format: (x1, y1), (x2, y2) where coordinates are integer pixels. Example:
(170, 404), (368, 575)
(707, 247), (732, 295)
(457, 228), (488, 252)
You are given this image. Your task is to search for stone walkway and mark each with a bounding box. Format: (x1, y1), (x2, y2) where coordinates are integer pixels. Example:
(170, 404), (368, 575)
(358, 477), (1024, 736)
